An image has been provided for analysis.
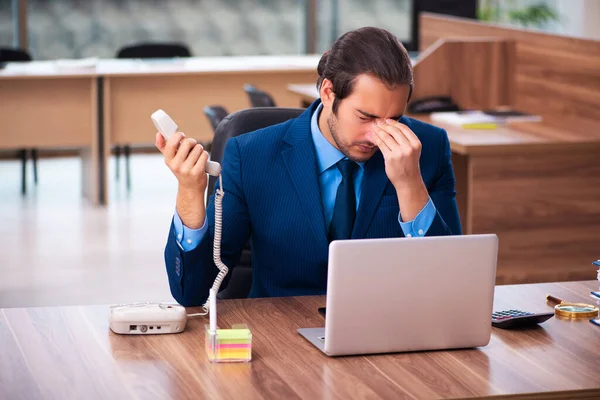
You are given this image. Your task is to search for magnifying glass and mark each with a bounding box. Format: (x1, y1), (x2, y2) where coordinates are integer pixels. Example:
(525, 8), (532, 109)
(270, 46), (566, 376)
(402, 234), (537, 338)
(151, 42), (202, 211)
(546, 295), (599, 319)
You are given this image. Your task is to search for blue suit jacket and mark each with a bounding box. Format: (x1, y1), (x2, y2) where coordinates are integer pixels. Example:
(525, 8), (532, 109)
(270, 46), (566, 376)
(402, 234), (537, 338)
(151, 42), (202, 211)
(165, 100), (462, 306)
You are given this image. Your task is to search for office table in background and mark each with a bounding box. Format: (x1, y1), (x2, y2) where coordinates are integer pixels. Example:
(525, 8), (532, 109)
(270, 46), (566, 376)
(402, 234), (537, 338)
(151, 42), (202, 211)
(1, 280), (599, 399)
(1, 56), (320, 204)
(0, 65), (103, 204)
(408, 13), (600, 285)
(98, 55), (320, 146)
(97, 55), (319, 204)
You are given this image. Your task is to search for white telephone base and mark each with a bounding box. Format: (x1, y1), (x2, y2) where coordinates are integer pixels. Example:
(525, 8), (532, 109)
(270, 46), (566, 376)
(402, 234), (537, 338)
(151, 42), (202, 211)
(109, 302), (187, 335)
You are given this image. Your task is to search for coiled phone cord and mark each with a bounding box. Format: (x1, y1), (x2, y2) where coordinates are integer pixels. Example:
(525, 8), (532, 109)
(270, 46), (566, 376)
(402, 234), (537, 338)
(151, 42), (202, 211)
(189, 174), (228, 317)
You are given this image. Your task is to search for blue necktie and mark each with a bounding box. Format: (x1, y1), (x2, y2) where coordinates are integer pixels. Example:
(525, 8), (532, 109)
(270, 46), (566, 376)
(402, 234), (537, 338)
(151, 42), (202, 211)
(329, 159), (357, 242)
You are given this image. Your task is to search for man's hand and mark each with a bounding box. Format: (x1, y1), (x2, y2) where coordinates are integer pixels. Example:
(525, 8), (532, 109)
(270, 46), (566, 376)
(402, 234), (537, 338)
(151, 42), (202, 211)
(367, 119), (430, 222)
(156, 132), (209, 229)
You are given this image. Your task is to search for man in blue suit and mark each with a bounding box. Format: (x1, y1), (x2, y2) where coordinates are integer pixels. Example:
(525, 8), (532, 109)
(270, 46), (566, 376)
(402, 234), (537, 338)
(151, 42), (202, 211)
(156, 27), (462, 306)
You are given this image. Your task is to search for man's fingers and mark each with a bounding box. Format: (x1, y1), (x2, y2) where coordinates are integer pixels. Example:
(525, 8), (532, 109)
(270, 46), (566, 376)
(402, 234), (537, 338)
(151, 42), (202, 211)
(181, 143), (204, 172)
(386, 119), (421, 149)
(191, 150), (210, 176)
(172, 137), (198, 166)
(374, 125), (402, 152)
(164, 132), (186, 162)
(377, 121), (411, 148)
(367, 130), (391, 155)
(155, 132), (166, 154)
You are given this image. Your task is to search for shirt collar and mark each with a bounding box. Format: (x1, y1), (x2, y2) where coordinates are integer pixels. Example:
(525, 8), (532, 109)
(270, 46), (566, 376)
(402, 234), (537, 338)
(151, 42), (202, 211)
(310, 102), (365, 174)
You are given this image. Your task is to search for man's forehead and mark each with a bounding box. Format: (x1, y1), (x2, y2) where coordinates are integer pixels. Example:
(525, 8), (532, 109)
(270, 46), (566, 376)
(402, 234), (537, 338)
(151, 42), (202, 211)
(351, 74), (409, 91)
(350, 89), (407, 115)
(350, 77), (409, 102)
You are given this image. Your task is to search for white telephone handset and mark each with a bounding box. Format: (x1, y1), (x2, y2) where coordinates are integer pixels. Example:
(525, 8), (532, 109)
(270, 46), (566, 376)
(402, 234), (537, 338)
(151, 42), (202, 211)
(151, 109), (222, 176)
(152, 109), (227, 333)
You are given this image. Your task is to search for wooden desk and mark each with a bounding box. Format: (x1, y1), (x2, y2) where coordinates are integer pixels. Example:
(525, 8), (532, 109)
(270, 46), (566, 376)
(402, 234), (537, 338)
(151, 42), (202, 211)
(100, 56), (319, 146)
(0, 64), (103, 204)
(2, 56), (320, 204)
(287, 84), (600, 285)
(1, 280), (599, 399)
(97, 56), (318, 204)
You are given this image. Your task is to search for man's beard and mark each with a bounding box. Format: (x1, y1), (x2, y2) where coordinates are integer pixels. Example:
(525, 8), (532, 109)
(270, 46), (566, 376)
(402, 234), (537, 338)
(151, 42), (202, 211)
(327, 112), (375, 163)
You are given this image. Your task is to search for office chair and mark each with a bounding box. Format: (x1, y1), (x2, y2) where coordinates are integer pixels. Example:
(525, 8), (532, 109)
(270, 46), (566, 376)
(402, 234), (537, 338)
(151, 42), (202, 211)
(1, 47), (37, 195)
(116, 42), (191, 59)
(203, 105), (229, 132)
(207, 107), (304, 299)
(243, 84), (277, 108)
(203, 105), (229, 153)
(0, 48), (31, 62)
(115, 42), (192, 190)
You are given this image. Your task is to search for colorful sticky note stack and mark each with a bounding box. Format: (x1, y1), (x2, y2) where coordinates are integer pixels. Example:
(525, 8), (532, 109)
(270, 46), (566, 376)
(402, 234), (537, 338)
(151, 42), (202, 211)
(205, 325), (252, 363)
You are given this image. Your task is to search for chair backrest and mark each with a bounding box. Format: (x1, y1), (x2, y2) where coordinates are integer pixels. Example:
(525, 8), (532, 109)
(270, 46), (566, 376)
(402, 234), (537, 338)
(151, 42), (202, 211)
(116, 43), (191, 59)
(0, 47), (32, 62)
(207, 107), (304, 199)
(243, 84), (277, 107)
(208, 107), (304, 300)
(203, 105), (230, 132)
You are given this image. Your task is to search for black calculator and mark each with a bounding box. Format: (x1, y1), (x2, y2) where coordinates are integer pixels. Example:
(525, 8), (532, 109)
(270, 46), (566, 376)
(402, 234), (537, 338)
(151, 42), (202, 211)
(491, 309), (554, 329)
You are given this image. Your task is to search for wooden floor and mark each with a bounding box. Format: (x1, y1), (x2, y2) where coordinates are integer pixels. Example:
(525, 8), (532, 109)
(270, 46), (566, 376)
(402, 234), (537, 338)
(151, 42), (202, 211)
(0, 154), (178, 308)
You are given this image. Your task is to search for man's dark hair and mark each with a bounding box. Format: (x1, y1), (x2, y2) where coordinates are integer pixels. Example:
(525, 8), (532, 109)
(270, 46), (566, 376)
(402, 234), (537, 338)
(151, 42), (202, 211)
(317, 27), (413, 114)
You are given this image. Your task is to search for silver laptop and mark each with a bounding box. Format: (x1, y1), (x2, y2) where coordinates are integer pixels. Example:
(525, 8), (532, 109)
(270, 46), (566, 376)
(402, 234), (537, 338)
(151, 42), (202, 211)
(298, 234), (498, 356)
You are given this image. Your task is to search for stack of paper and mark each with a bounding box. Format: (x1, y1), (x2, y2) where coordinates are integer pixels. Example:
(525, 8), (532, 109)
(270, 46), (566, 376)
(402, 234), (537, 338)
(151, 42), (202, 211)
(205, 325), (252, 363)
(430, 109), (542, 129)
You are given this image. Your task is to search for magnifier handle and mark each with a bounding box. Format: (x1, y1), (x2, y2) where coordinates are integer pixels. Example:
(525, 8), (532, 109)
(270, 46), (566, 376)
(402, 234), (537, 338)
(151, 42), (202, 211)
(546, 294), (564, 305)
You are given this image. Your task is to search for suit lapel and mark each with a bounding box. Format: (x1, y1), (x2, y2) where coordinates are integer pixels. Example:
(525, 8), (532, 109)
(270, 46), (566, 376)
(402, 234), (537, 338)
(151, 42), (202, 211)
(282, 102), (328, 245)
(352, 151), (389, 239)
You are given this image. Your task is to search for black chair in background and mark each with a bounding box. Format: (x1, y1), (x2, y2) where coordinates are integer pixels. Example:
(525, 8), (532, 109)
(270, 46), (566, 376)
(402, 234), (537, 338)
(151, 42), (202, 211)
(243, 84), (277, 108)
(0, 47), (37, 195)
(203, 105), (229, 132)
(207, 107), (304, 299)
(115, 42), (192, 190)
(203, 105), (230, 153)
(116, 42), (191, 59)
(0, 48), (31, 62)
